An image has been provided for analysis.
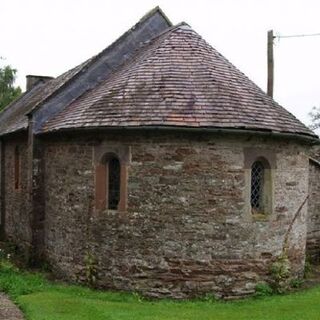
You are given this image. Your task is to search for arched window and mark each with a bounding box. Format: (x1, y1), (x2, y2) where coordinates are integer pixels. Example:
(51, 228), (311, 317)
(14, 146), (21, 190)
(251, 161), (264, 211)
(108, 157), (120, 210)
(95, 151), (127, 212)
(244, 150), (274, 217)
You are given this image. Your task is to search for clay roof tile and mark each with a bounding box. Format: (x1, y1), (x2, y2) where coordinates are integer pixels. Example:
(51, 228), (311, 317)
(42, 24), (316, 138)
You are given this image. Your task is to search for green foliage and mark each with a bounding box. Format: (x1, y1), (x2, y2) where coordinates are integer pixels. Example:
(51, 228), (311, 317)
(0, 247), (12, 261)
(309, 106), (320, 130)
(84, 251), (97, 285)
(132, 291), (145, 303)
(0, 259), (48, 298)
(255, 282), (274, 297)
(304, 256), (313, 278)
(16, 283), (320, 320)
(0, 64), (22, 111)
(1, 259), (320, 319)
(270, 254), (291, 293)
(0, 258), (18, 273)
(200, 293), (220, 302)
(290, 278), (303, 289)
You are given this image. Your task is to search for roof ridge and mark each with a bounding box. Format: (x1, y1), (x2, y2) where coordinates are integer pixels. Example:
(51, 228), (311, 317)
(44, 23), (185, 124)
(29, 7), (172, 116)
(152, 21), (191, 37)
(139, 6), (173, 27)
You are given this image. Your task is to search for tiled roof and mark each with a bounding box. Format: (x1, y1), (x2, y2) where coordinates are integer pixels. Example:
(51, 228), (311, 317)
(0, 59), (92, 136)
(0, 6), (171, 137)
(42, 24), (316, 138)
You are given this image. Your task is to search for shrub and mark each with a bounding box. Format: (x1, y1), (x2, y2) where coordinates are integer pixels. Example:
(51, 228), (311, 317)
(84, 252), (97, 286)
(290, 278), (303, 289)
(304, 257), (313, 278)
(255, 283), (274, 297)
(0, 258), (48, 298)
(270, 254), (291, 293)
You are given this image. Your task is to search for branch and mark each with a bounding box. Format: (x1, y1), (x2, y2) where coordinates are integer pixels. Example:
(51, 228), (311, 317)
(282, 195), (309, 254)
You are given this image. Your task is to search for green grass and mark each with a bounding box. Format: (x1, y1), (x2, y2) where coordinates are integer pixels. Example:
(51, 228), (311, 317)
(1, 260), (320, 320)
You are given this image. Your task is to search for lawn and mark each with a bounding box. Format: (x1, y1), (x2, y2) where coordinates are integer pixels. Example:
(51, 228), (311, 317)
(0, 260), (320, 320)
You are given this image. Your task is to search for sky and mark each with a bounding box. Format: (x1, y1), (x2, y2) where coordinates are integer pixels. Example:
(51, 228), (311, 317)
(0, 0), (319, 130)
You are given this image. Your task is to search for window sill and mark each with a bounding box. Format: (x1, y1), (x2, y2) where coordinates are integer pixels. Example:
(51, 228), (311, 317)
(252, 212), (269, 221)
(93, 208), (127, 216)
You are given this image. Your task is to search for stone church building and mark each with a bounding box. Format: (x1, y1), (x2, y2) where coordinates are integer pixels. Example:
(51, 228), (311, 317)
(0, 8), (319, 298)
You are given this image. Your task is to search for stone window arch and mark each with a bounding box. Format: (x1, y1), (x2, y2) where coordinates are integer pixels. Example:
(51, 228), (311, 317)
(244, 149), (275, 218)
(94, 145), (130, 213)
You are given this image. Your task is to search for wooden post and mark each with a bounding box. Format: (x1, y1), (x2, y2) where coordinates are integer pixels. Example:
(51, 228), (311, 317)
(267, 30), (274, 97)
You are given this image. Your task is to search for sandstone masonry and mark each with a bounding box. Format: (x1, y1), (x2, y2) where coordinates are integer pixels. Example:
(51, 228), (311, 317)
(2, 135), (31, 261)
(40, 132), (310, 298)
(307, 146), (320, 262)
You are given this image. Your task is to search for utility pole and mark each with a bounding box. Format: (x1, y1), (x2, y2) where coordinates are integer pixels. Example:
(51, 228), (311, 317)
(267, 30), (274, 97)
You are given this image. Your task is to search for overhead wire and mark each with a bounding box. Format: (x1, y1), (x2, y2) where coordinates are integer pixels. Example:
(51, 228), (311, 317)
(274, 32), (320, 39)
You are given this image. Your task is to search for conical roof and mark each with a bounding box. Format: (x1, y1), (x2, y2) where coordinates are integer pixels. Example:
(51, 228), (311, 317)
(42, 24), (316, 138)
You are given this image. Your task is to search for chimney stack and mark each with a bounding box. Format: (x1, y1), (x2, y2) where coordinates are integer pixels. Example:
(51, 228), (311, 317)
(26, 75), (53, 91)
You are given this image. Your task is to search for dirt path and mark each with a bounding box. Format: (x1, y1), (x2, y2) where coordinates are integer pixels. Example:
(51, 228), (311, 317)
(0, 293), (24, 320)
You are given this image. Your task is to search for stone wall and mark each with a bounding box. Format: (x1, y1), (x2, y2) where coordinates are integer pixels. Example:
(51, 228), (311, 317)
(43, 132), (309, 298)
(2, 135), (31, 259)
(307, 146), (320, 262)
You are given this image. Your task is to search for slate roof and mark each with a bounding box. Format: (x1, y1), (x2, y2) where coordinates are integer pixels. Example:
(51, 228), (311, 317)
(0, 59), (92, 136)
(42, 24), (316, 138)
(0, 6), (171, 137)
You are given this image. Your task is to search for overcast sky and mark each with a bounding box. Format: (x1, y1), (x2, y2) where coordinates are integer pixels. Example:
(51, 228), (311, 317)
(1, 0), (319, 130)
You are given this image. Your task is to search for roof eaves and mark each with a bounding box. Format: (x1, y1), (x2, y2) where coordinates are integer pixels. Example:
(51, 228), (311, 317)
(0, 82), (44, 136)
(0, 94), (26, 118)
(39, 124), (320, 144)
(0, 126), (27, 138)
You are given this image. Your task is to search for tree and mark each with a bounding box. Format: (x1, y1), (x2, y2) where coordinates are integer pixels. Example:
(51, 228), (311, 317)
(0, 64), (22, 111)
(309, 106), (320, 130)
